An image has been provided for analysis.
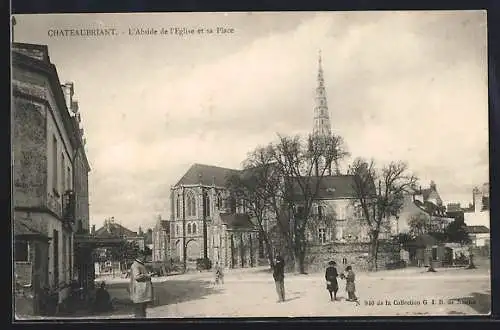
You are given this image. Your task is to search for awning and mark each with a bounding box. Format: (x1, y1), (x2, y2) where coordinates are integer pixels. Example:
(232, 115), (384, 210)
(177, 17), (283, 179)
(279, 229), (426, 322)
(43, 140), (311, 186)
(14, 219), (49, 241)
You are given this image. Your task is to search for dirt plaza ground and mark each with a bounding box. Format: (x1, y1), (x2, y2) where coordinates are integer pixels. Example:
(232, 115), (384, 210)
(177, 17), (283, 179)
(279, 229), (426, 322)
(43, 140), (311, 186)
(44, 263), (491, 319)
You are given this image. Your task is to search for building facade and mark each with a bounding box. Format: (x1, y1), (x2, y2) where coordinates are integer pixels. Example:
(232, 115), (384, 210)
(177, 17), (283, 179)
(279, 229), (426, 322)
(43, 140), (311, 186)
(168, 165), (259, 269)
(152, 215), (170, 262)
(12, 43), (90, 313)
(464, 183), (490, 228)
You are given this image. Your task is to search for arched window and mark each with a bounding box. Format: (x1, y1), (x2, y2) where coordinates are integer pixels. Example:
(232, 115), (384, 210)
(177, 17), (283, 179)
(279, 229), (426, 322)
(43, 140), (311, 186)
(187, 223), (192, 234)
(176, 195), (181, 218)
(192, 223), (197, 234)
(216, 193), (222, 209)
(203, 192), (211, 217)
(186, 192), (196, 217)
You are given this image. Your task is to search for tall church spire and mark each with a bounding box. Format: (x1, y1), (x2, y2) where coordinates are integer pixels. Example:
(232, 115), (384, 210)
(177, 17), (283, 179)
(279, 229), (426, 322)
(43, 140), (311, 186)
(313, 49), (332, 137)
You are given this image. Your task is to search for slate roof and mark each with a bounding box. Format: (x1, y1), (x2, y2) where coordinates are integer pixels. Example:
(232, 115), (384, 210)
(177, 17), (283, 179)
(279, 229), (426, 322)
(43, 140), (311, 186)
(220, 213), (256, 230)
(175, 163), (240, 187)
(466, 225), (490, 234)
(94, 222), (138, 238)
(288, 175), (369, 200)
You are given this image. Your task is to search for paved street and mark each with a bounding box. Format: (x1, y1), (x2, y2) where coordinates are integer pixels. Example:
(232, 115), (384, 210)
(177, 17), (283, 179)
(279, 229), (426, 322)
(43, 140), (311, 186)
(71, 265), (491, 319)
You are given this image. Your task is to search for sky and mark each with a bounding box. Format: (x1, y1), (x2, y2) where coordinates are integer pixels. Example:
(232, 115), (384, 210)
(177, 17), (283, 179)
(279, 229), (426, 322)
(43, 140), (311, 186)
(14, 11), (488, 231)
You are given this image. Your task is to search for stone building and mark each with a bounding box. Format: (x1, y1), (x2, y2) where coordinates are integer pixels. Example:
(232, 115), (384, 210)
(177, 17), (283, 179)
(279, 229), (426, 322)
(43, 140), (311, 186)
(464, 183), (490, 228)
(12, 42), (90, 314)
(388, 182), (454, 236)
(152, 215), (170, 262)
(168, 164), (259, 269)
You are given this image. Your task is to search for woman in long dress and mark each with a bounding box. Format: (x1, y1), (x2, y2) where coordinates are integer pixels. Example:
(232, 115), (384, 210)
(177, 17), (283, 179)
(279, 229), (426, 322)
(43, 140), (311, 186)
(325, 261), (339, 301)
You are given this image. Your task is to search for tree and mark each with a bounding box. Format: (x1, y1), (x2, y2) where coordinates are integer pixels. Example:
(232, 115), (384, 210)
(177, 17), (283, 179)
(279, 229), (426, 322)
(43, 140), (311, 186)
(350, 158), (418, 271)
(408, 213), (429, 237)
(444, 219), (471, 245)
(226, 146), (282, 268)
(109, 241), (141, 270)
(268, 133), (349, 273)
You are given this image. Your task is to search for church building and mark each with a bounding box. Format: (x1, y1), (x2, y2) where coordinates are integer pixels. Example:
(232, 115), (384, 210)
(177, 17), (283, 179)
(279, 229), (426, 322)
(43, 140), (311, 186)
(168, 164), (260, 269)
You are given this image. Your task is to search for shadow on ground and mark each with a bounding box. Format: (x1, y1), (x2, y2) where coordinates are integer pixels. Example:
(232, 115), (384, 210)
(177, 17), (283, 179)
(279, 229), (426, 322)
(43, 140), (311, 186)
(61, 279), (222, 318)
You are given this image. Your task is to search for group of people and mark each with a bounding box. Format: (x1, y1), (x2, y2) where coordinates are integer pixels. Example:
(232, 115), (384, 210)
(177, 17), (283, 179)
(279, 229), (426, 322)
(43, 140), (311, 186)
(120, 250), (359, 318)
(273, 255), (359, 304)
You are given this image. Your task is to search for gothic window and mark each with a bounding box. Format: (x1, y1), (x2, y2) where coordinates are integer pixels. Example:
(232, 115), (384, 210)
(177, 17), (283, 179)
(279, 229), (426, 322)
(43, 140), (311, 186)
(318, 205), (323, 218)
(318, 228), (327, 244)
(186, 192), (196, 217)
(229, 196), (237, 213)
(203, 192), (211, 217)
(187, 223), (192, 235)
(216, 193), (222, 209)
(192, 223), (197, 234)
(176, 195), (181, 218)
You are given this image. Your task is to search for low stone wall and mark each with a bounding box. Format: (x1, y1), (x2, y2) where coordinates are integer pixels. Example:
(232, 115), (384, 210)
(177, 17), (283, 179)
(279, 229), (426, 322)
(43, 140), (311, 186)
(305, 241), (400, 272)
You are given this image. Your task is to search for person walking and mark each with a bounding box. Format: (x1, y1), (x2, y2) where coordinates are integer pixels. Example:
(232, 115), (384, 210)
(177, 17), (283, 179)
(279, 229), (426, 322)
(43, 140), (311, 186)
(129, 250), (153, 318)
(325, 261), (339, 302)
(214, 261), (224, 285)
(273, 255), (286, 303)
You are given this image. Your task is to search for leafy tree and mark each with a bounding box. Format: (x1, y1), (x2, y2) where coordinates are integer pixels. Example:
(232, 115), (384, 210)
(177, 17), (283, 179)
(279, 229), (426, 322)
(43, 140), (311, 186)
(350, 158), (418, 271)
(108, 241), (141, 269)
(444, 219), (471, 245)
(408, 213), (429, 237)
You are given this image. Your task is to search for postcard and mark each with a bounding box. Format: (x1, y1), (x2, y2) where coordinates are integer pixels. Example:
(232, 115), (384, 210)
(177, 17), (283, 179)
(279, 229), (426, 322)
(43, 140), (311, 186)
(11, 11), (490, 319)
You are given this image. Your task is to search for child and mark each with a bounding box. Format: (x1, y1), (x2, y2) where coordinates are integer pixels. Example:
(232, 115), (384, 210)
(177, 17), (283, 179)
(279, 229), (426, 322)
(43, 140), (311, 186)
(325, 261), (339, 302)
(214, 261), (224, 285)
(342, 266), (360, 305)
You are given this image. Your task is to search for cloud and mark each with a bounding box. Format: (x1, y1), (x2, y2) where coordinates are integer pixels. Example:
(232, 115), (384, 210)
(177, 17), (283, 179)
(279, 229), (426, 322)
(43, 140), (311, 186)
(15, 11), (488, 230)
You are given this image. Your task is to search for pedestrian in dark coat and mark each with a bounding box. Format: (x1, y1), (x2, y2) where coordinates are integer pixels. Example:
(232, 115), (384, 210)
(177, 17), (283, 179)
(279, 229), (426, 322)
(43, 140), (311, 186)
(325, 261), (339, 301)
(273, 255), (286, 302)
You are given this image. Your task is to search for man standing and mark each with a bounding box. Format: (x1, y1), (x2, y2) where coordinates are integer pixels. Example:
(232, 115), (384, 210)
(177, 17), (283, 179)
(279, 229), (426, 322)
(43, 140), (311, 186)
(129, 250), (153, 318)
(273, 255), (285, 302)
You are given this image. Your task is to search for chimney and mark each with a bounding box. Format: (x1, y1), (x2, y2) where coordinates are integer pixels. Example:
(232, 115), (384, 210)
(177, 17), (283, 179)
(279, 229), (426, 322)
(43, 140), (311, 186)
(473, 187), (482, 213)
(61, 82), (74, 110)
(91, 224), (96, 235)
(71, 100), (79, 115)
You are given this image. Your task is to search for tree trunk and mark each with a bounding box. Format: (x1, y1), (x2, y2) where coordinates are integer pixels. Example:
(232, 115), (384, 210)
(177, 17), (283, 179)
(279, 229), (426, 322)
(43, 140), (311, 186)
(369, 234), (380, 271)
(262, 234), (275, 269)
(293, 231), (307, 274)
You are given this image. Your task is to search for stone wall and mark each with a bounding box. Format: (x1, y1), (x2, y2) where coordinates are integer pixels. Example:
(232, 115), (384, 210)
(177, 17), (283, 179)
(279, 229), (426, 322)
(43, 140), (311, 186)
(13, 98), (47, 208)
(305, 241), (401, 272)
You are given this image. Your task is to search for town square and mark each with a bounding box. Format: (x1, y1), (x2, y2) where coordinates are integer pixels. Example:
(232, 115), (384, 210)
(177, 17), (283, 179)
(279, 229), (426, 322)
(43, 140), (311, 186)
(12, 11), (490, 319)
